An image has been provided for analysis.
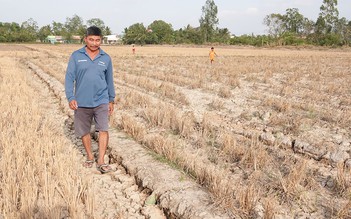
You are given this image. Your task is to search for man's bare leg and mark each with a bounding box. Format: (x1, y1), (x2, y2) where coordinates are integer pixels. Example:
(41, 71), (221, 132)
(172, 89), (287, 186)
(82, 133), (94, 167)
(97, 131), (108, 165)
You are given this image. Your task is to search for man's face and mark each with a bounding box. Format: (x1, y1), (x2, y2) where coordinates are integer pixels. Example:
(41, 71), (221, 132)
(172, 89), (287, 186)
(85, 35), (101, 51)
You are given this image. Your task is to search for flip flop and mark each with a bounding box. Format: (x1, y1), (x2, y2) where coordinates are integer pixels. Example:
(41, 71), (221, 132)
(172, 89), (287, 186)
(83, 160), (94, 168)
(96, 164), (113, 174)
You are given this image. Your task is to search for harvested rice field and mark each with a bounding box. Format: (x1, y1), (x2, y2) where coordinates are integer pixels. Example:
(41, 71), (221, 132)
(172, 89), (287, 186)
(0, 43), (350, 218)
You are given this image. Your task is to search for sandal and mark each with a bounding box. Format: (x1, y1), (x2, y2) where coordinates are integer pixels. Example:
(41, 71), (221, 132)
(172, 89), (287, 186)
(83, 160), (94, 168)
(96, 164), (113, 174)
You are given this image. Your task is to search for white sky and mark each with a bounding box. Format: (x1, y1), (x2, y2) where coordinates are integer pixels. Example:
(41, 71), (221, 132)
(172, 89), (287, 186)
(0, 0), (350, 35)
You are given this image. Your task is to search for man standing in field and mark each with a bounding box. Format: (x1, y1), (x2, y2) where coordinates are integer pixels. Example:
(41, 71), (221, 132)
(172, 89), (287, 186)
(209, 47), (217, 64)
(65, 26), (115, 174)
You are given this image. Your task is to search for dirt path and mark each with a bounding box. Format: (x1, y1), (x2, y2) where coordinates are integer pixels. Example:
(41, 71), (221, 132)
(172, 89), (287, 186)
(25, 61), (232, 219)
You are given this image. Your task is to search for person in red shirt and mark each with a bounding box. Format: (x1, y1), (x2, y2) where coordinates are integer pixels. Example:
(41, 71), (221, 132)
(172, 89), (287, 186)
(132, 44), (136, 54)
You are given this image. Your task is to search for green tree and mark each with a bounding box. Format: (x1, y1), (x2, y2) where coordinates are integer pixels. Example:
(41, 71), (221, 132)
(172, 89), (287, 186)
(284, 8), (304, 34)
(264, 9), (313, 45)
(38, 25), (52, 42)
(52, 21), (66, 36)
(0, 22), (21, 42)
(20, 18), (39, 42)
(122, 23), (147, 45)
(335, 17), (351, 45)
(301, 18), (315, 36)
(230, 34), (271, 46)
(213, 27), (231, 44)
(87, 18), (105, 29)
(65, 14), (86, 42)
(263, 13), (285, 37)
(104, 26), (112, 35)
(146, 20), (174, 44)
(86, 18), (111, 36)
(173, 29), (185, 44)
(264, 9), (313, 36)
(311, 0), (341, 45)
(319, 0), (339, 33)
(199, 0), (219, 43)
(174, 25), (203, 44)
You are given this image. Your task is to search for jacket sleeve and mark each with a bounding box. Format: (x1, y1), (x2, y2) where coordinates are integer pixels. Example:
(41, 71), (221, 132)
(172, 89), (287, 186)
(106, 58), (115, 102)
(65, 55), (76, 102)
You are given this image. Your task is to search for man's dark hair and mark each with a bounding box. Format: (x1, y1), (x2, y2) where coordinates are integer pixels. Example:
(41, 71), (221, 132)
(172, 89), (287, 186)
(86, 26), (102, 37)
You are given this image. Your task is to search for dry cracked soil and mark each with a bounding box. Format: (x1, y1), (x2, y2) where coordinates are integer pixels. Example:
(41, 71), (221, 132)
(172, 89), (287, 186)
(3, 44), (351, 219)
(23, 45), (231, 219)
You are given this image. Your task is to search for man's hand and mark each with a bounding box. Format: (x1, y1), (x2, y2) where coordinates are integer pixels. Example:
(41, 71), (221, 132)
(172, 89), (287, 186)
(69, 100), (78, 110)
(109, 102), (114, 115)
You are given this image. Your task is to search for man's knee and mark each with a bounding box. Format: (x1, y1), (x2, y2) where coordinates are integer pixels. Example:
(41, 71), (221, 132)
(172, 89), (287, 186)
(98, 131), (108, 136)
(81, 133), (91, 139)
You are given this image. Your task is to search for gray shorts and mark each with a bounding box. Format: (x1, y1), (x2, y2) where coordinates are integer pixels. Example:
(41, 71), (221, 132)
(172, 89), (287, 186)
(74, 103), (109, 138)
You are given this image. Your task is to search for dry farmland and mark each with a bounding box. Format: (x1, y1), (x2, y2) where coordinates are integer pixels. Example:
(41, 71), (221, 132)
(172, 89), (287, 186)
(1, 44), (351, 218)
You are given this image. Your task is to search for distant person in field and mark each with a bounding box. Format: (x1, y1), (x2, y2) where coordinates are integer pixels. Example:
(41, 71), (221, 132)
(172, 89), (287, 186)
(209, 47), (218, 64)
(132, 44), (136, 54)
(65, 26), (115, 174)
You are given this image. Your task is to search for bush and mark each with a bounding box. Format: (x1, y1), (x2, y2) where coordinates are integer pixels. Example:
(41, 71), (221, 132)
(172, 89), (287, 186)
(281, 32), (305, 46)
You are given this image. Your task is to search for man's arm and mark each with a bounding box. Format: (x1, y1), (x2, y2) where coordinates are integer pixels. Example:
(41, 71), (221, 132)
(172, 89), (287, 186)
(106, 58), (115, 103)
(65, 55), (77, 110)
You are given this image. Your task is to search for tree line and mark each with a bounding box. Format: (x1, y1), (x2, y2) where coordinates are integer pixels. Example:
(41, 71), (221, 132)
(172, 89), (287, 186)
(261, 0), (351, 46)
(0, 0), (350, 46)
(0, 16), (111, 43)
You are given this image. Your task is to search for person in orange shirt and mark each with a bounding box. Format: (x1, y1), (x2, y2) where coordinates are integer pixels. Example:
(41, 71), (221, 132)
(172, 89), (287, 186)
(209, 47), (217, 64)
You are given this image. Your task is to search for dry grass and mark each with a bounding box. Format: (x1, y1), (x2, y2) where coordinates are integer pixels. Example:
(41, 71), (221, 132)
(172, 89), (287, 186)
(218, 86), (232, 98)
(262, 198), (276, 219)
(120, 114), (146, 142)
(237, 184), (261, 217)
(334, 162), (351, 196)
(337, 200), (351, 219)
(241, 137), (269, 171)
(208, 98), (225, 110)
(118, 90), (151, 109)
(11, 44), (351, 218)
(227, 74), (241, 88)
(121, 73), (189, 105)
(279, 160), (308, 200)
(0, 56), (93, 218)
(219, 132), (242, 162)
